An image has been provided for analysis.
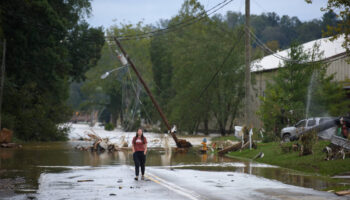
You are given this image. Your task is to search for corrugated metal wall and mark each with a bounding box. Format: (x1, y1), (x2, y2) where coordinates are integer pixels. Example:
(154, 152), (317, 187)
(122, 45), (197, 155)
(326, 57), (350, 81)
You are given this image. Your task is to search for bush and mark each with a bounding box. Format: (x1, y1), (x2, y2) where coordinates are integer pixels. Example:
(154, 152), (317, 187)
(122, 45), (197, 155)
(104, 123), (114, 131)
(299, 130), (317, 156)
(262, 132), (278, 143)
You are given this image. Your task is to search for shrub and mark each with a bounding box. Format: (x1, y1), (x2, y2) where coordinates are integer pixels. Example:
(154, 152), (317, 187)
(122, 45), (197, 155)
(104, 123), (114, 131)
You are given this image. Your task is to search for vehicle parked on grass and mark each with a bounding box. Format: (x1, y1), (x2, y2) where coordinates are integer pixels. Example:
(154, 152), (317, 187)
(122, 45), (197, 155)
(280, 117), (337, 142)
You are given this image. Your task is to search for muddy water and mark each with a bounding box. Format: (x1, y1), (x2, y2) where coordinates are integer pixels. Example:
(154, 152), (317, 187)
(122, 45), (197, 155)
(0, 141), (349, 197)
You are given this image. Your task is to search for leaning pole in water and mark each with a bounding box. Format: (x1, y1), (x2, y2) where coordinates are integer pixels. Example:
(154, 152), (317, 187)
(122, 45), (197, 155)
(113, 38), (192, 148)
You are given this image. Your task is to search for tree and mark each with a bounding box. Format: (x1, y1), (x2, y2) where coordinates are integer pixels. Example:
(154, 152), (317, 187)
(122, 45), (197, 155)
(0, 0), (104, 141)
(150, 32), (174, 111)
(162, 0), (246, 135)
(306, 0), (350, 55)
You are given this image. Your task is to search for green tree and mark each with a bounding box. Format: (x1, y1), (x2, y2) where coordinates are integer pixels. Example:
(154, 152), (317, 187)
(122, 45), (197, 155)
(163, 0), (245, 135)
(150, 32), (174, 112)
(306, 0), (350, 55)
(0, 0), (104, 141)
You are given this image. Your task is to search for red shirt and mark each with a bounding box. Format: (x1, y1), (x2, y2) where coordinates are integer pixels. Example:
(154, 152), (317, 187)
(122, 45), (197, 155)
(132, 136), (147, 152)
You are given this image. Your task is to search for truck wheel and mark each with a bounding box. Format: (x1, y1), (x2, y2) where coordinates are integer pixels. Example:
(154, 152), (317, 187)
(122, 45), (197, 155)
(282, 133), (291, 142)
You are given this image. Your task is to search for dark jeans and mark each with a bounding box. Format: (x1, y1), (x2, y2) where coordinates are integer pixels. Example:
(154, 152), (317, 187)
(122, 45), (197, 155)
(133, 151), (146, 176)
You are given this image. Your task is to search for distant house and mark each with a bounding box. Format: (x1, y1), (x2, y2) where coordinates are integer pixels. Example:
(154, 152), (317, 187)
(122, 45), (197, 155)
(247, 36), (350, 128)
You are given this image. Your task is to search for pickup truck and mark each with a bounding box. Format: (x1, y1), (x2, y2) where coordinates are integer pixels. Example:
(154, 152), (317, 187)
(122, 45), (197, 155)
(280, 117), (336, 142)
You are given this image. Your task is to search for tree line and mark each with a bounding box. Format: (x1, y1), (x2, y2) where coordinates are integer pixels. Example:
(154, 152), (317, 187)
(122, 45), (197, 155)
(1, 0), (347, 140)
(75, 0), (348, 137)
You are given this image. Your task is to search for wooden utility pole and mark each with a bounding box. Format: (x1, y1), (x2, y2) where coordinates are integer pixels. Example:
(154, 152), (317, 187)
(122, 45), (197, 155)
(0, 40), (6, 130)
(113, 38), (191, 148)
(244, 0), (251, 126)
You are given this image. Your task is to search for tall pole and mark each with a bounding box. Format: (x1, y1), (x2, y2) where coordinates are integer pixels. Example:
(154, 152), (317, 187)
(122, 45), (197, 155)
(245, 0), (251, 126)
(0, 40), (6, 130)
(113, 38), (185, 146)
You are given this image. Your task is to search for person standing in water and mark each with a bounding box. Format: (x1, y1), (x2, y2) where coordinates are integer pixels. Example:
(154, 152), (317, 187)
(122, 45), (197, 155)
(132, 128), (147, 180)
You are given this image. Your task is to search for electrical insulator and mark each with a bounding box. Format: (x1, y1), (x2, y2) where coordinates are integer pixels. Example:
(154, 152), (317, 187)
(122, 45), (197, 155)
(115, 49), (128, 66)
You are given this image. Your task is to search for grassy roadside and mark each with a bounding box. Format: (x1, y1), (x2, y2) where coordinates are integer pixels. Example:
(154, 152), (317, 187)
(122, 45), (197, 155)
(227, 141), (350, 176)
(211, 136), (238, 142)
(226, 140), (350, 192)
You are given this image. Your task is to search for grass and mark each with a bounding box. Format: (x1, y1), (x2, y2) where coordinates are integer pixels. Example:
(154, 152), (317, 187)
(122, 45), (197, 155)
(227, 141), (350, 177)
(211, 136), (238, 142)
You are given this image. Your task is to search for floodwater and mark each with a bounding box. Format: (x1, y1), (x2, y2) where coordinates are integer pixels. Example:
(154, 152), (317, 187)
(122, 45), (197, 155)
(0, 141), (349, 199)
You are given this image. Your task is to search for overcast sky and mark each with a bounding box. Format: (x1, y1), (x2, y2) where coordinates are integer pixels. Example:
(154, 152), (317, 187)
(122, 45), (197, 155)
(86, 0), (328, 28)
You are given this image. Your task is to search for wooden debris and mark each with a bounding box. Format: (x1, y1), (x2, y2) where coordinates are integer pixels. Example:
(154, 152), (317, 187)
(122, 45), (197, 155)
(175, 147), (189, 153)
(177, 139), (192, 148)
(218, 142), (242, 155)
(0, 128), (13, 143)
(324, 143), (350, 160)
(218, 140), (257, 155)
(335, 190), (350, 196)
(1, 143), (22, 148)
(75, 131), (120, 152)
(87, 133), (100, 140)
(77, 180), (94, 182)
(241, 141), (251, 150)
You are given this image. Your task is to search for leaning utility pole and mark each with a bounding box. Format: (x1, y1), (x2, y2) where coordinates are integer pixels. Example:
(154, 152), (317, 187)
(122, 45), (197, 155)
(0, 40), (6, 130)
(244, 0), (251, 126)
(113, 38), (192, 148)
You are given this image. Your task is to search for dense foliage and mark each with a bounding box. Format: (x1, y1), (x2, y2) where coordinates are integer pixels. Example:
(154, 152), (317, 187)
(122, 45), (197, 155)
(0, 0), (104, 141)
(306, 0), (350, 56)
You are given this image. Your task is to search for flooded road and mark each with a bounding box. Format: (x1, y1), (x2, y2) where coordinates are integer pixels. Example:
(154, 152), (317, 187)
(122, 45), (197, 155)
(1, 140), (350, 199)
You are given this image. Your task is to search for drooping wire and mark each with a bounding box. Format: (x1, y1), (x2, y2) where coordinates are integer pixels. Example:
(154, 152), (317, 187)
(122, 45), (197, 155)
(127, 67), (156, 125)
(248, 28), (347, 65)
(107, 0), (235, 41)
(198, 29), (245, 98)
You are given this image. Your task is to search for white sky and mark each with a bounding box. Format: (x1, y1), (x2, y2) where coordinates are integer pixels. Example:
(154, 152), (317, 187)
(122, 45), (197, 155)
(86, 0), (328, 28)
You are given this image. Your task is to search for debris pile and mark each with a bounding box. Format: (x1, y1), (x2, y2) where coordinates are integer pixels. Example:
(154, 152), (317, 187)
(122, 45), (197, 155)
(324, 143), (350, 160)
(0, 128), (22, 149)
(218, 126), (256, 155)
(75, 129), (121, 152)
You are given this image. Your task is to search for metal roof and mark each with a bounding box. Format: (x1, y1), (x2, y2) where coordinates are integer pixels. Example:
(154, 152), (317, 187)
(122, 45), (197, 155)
(251, 35), (347, 72)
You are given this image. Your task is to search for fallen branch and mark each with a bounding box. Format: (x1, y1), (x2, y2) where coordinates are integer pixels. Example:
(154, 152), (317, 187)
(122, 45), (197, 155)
(335, 190), (350, 196)
(218, 142), (242, 155)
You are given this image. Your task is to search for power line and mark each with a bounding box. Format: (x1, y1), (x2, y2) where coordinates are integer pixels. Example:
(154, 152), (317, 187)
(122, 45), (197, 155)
(106, 0), (235, 41)
(116, 0), (232, 39)
(248, 28), (347, 65)
(199, 29), (245, 98)
(127, 69), (155, 125)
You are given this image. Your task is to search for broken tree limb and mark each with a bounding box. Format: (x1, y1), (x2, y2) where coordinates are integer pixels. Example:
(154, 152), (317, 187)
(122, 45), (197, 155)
(335, 190), (350, 196)
(218, 141), (257, 155)
(218, 142), (242, 155)
(241, 141), (251, 150)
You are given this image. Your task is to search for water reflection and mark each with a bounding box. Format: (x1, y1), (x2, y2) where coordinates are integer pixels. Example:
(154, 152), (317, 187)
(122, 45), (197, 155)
(0, 141), (349, 198)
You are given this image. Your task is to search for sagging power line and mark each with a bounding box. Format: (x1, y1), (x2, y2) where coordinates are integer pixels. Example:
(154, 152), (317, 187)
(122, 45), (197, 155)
(106, 0), (235, 41)
(249, 28), (347, 65)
